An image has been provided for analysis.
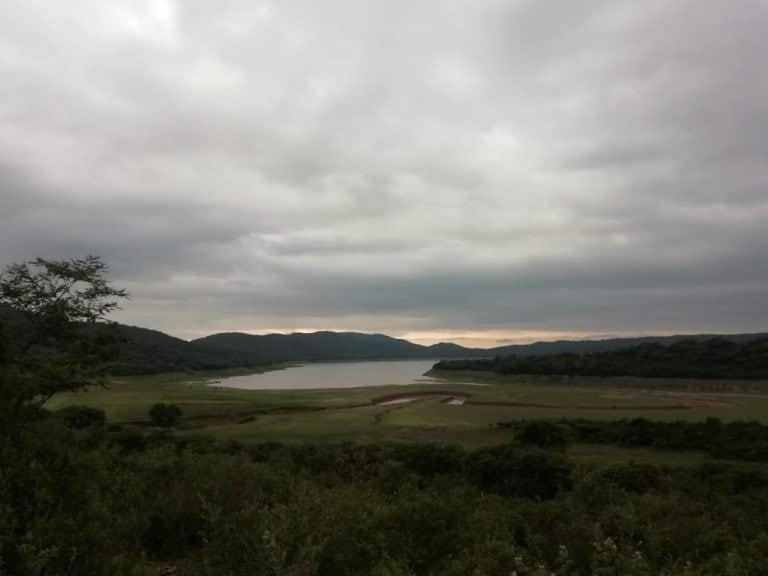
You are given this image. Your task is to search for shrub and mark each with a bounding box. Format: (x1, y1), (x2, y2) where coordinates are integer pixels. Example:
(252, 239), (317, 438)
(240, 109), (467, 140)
(54, 405), (106, 429)
(148, 403), (182, 428)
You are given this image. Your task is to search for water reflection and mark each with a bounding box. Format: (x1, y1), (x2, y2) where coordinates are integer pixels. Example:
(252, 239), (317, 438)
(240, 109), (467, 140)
(210, 359), (442, 390)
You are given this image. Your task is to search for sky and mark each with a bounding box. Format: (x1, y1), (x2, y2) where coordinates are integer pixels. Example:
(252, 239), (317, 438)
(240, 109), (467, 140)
(1, 0), (767, 347)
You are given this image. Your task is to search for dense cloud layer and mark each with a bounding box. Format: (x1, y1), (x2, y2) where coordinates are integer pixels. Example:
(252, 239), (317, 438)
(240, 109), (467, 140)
(1, 0), (766, 344)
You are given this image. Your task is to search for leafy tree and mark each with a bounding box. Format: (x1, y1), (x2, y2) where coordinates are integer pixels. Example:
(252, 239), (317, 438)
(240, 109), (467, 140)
(517, 420), (568, 448)
(0, 255), (128, 405)
(54, 405), (107, 429)
(464, 444), (573, 499)
(149, 403), (182, 427)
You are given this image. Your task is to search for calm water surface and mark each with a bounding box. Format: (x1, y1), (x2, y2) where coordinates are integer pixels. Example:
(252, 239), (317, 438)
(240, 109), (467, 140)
(210, 360), (442, 390)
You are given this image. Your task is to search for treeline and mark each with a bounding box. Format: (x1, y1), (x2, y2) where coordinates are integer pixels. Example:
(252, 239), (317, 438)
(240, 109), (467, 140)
(4, 408), (768, 575)
(435, 337), (768, 379)
(498, 417), (768, 462)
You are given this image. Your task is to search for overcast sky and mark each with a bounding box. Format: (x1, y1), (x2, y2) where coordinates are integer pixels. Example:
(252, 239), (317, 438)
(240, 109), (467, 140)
(1, 0), (767, 346)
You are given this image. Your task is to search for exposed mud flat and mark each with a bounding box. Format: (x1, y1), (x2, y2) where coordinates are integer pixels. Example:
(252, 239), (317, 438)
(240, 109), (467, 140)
(377, 397), (417, 405)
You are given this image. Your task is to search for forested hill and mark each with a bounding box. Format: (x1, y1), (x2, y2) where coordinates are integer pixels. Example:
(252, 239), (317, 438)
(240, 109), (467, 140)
(106, 330), (768, 374)
(193, 330), (768, 364)
(107, 325), (270, 375)
(191, 331), (465, 362)
(434, 337), (768, 380)
(488, 332), (768, 356)
(0, 304), (267, 375)
(4, 302), (766, 372)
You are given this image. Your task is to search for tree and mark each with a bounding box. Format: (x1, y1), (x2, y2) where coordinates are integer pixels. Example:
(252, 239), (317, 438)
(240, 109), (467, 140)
(464, 444), (573, 499)
(54, 405), (107, 429)
(0, 255), (128, 405)
(149, 402), (182, 427)
(516, 420), (568, 448)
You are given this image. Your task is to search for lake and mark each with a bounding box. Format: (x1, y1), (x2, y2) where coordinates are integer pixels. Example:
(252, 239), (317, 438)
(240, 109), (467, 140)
(209, 359), (443, 390)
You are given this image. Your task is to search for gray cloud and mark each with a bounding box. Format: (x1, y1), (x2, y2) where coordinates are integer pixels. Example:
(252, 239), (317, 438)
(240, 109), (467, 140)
(1, 0), (767, 343)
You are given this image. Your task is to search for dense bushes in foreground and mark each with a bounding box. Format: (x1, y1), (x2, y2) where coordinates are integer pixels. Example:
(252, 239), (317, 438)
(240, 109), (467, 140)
(4, 410), (768, 574)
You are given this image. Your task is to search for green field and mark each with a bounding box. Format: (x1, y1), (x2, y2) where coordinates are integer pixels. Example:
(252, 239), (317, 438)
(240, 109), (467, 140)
(47, 366), (768, 457)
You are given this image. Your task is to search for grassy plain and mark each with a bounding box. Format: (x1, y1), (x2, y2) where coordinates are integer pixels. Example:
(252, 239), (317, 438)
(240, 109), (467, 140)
(47, 365), (768, 462)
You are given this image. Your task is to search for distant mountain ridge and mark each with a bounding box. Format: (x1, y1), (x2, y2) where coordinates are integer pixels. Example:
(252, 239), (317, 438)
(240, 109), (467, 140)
(192, 330), (768, 363)
(191, 330), (458, 362)
(3, 301), (765, 372)
(0, 303), (268, 375)
(108, 324), (269, 375)
(488, 332), (768, 357)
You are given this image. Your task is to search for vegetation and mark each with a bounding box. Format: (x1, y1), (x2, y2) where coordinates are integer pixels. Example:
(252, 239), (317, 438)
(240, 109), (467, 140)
(197, 330), (768, 363)
(47, 370), (768, 445)
(5, 256), (768, 574)
(0, 258), (274, 378)
(435, 337), (768, 379)
(53, 404), (107, 429)
(4, 425), (768, 574)
(500, 417), (768, 462)
(107, 324), (272, 375)
(192, 330), (465, 362)
(0, 255), (128, 405)
(149, 402), (182, 427)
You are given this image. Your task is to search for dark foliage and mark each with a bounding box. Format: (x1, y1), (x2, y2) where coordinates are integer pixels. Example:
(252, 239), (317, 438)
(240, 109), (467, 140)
(464, 444), (573, 498)
(0, 256), (128, 403)
(436, 337), (768, 380)
(496, 417), (768, 462)
(54, 405), (107, 429)
(149, 403), (182, 427)
(106, 324), (272, 375)
(5, 424), (768, 575)
(516, 420), (568, 448)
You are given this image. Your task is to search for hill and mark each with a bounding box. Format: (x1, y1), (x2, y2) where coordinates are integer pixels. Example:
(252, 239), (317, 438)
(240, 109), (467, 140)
(0, 304), (268, 375)
(192, 331), (453, 362)
(107, 324), (269, 375)
(193, 330), (768, 363)
(4, 302), (766, 371)
(436, 336), (768, 380)
(487, 333), (768, 356)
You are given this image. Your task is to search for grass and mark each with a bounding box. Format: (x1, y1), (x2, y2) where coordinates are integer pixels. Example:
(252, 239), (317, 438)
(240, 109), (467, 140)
(46, 365), (768, 457)
(44, 366), (320, 422)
